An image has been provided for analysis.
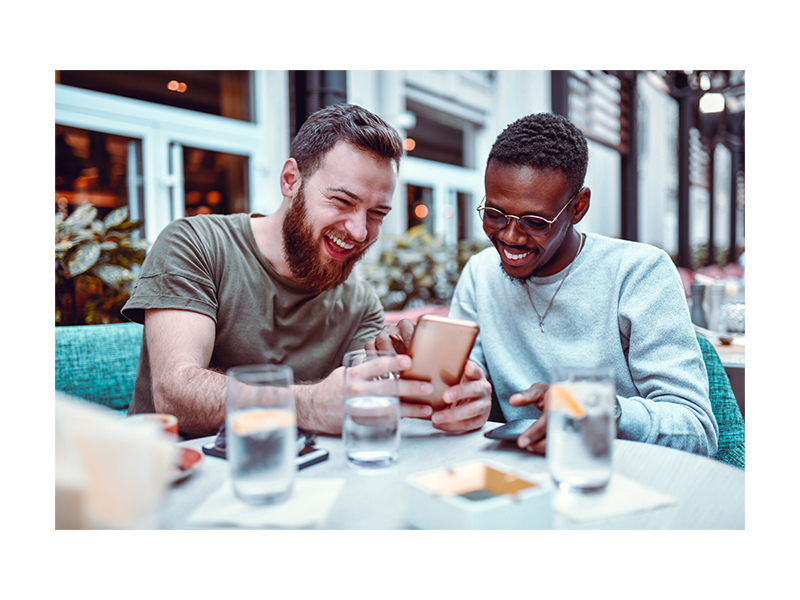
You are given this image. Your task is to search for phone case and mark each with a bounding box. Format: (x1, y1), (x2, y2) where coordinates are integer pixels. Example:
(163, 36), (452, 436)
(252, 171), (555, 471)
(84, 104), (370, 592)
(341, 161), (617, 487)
(483, 419), (538, 441)
(402, 315), (479, 411)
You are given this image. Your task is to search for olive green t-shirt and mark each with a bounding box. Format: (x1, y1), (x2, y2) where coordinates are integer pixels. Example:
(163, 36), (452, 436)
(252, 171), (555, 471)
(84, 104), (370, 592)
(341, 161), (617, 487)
(122, 213), (384, 416)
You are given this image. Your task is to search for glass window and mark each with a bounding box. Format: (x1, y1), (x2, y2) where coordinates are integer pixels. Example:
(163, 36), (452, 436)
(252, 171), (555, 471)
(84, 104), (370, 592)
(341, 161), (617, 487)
(404, 113), (464, 167)
(182, 146), (249, 216)
(55, 125), (143, 223)
(57, 70), (252, 121)
(403, 99), (466, 167)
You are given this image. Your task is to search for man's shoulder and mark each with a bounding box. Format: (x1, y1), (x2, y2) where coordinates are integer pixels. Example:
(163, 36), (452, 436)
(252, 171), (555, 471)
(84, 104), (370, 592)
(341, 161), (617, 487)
(465, 246), (501, 270)
(164, 213), (248, 236)
(586, 233), (668, 263)
(154, 213), (251, 254)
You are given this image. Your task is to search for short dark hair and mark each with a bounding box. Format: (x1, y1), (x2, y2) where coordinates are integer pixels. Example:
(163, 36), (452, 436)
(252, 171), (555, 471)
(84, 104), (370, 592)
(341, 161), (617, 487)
(487, 112), (588, 195)
(290, 103), (403, 178)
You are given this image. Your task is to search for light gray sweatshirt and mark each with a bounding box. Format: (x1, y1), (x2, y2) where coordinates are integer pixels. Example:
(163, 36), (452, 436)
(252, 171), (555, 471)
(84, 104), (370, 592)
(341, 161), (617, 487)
(450, 232), (718, 457)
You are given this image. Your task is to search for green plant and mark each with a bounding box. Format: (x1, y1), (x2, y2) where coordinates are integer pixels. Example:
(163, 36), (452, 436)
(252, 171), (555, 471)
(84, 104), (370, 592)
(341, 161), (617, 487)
(671, 243), (730, 272)
(55, 204), (149, 325)
(361, 226), (488, 311)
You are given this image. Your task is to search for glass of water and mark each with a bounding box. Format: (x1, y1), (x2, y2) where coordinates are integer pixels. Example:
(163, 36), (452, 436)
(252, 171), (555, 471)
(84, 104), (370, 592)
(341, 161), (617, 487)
(546, 365), (615, 493)
(342, 349), (401, 469)
(226, 364), (295, 505)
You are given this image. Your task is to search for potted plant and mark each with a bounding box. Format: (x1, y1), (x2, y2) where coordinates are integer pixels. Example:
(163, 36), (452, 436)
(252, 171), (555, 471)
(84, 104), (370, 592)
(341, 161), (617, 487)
(361, 225), (487, 311)
(55, 204), (148, 325)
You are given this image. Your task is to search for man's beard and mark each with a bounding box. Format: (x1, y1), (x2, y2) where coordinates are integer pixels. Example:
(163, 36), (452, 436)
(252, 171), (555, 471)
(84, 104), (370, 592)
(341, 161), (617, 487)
(500, 262), (537, 286)
(281, 184), (371, 293)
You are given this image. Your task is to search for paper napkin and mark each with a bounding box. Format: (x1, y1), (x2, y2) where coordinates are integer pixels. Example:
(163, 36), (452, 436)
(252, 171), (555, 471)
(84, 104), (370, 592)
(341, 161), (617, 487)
(187, 478), (345, 529)
(552, 474), (677, 522)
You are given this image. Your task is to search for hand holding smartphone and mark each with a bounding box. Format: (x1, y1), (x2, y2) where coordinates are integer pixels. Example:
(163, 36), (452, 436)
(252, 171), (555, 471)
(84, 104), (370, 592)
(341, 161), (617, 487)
(400, 315), (479, 411)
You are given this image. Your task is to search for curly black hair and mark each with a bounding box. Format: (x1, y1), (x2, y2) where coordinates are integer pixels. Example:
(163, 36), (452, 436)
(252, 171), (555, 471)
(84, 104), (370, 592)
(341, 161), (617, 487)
(487, 112), (588, 195)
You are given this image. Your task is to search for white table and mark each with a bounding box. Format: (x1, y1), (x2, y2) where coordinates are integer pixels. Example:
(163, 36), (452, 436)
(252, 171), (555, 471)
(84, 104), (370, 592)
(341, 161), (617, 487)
(162, 419), (744, 529)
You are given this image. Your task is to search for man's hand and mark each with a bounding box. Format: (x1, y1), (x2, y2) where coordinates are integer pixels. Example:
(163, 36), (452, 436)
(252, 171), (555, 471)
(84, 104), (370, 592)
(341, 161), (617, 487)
(427, 361), (492, 433)
(295, 355), (434, 434)
(366, 321), (491, 433)
(366, 318), (415, 354)
(508, 382), (549, 454)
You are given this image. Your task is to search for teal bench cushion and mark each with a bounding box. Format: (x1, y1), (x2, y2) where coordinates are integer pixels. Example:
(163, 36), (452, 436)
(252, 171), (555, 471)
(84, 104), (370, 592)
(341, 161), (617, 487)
(55, 322), (143, 412)
(696, 333), (745, 470)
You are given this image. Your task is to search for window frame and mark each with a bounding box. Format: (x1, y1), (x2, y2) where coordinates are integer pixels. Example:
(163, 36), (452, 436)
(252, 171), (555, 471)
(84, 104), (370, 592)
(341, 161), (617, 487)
(55, 76), (271, 243)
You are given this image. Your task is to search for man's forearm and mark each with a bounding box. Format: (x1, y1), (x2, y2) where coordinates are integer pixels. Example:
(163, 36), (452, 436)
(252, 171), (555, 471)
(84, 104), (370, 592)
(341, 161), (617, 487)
(153, 365), (226, 436)
(293, 367), (345, 435)
(153, 362), (346, 437)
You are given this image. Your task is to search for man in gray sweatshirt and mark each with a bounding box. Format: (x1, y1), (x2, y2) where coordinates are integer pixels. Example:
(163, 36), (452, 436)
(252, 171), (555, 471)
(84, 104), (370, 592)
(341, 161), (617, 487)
(449, 112), (718, 456)
(377, 112), (718, 457)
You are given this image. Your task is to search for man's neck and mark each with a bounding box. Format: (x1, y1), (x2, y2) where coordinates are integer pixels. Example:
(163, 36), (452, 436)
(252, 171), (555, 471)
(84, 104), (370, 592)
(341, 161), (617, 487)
(251, 209), (293, 280)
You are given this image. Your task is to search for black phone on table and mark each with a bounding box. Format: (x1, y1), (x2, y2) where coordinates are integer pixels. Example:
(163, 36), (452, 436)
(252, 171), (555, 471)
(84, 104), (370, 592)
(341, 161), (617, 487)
(483, 419), (538, 441)
(201, 425), (329, 470)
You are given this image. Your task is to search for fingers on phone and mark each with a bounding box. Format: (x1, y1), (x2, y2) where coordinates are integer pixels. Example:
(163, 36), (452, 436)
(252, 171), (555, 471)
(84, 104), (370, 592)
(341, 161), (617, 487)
(400, 401), (433, 419)
(397, 319), (415, 344)
(517, 421), (546, 454)
(432, 396), (490, 427)
(389, 333), (407, 354)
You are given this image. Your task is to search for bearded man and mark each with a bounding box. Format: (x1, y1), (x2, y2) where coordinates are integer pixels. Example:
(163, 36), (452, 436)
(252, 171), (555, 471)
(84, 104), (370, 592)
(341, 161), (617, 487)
(122, 103), (491, 437)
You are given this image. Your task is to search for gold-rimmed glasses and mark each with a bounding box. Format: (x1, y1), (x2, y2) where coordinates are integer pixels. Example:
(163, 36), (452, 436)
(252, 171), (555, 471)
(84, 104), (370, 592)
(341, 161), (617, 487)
(477, 189), (581, 237)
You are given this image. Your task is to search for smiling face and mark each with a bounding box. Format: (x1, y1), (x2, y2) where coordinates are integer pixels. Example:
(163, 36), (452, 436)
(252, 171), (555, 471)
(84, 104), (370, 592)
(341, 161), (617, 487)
(281, 141), (397, 292)
(483, 161), (588, 281)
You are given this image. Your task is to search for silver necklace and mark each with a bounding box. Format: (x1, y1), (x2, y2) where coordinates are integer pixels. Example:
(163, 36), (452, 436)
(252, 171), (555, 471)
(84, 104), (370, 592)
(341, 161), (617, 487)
(524, 233), (585, 332)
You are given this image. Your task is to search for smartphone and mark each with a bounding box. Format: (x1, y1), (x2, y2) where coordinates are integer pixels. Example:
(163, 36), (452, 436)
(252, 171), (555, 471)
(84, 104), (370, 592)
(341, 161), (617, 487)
(483, 419), (538, 441)
(201, 426), (329, 470)
(402, 315), (479, 411)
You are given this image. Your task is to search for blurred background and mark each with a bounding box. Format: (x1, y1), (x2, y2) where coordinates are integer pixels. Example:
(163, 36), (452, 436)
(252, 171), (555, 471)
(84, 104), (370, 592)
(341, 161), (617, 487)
(54, 70), (745, 322)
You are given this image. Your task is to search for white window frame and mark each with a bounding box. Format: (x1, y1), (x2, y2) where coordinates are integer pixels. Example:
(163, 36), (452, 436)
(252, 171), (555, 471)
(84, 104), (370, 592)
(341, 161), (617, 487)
(55, 72), (278, 243)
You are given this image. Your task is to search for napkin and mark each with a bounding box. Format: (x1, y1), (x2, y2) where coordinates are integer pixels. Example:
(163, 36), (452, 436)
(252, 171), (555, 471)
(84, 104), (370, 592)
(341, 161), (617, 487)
(55, 393), (175, 529)
(552, 474), (677, 522)
(187, 478), (345, 528)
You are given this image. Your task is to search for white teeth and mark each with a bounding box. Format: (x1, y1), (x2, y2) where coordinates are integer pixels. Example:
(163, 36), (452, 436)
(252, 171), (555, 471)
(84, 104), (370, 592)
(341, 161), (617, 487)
(503, 248), (530, 261)
(327, 234), (355, 250)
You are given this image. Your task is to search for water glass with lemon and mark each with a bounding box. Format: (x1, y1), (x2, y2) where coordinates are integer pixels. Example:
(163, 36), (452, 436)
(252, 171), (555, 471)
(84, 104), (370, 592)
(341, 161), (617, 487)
(546, 365), (615, 493)
(226, 364), (296, 505)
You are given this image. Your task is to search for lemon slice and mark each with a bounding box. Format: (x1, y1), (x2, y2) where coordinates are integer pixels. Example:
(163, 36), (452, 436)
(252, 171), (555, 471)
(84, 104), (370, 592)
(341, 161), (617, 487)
(232, 409), (295, 435)
(547, 385), (586, 419)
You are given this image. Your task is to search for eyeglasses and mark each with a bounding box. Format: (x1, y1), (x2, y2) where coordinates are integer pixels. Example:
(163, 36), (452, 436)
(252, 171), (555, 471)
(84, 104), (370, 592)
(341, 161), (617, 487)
(476, 189), (581, 237)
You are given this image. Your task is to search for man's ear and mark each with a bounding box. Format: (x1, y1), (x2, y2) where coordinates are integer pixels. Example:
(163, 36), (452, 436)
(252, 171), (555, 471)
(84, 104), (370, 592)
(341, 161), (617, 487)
(572, 187), (591, 224)
(279, 158), (301, 199)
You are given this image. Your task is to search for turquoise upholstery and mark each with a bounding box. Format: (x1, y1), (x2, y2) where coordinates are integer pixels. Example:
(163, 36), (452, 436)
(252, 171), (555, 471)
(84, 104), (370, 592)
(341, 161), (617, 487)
(55, 322), (143, 412)
(696, 333), (745, 470)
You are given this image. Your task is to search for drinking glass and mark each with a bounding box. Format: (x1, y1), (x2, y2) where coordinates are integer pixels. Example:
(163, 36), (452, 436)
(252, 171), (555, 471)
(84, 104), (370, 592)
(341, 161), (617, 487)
(343, 349), (401, 469)
(546, 365), (615, 493)
(226, 364), (295, 505)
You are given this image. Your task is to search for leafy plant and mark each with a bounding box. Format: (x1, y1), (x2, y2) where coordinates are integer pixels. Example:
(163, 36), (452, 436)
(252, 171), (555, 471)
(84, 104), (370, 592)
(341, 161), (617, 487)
(361, 226), (488, 311)
(55, 204), (149, 325)
(671, 243), (731, 272)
